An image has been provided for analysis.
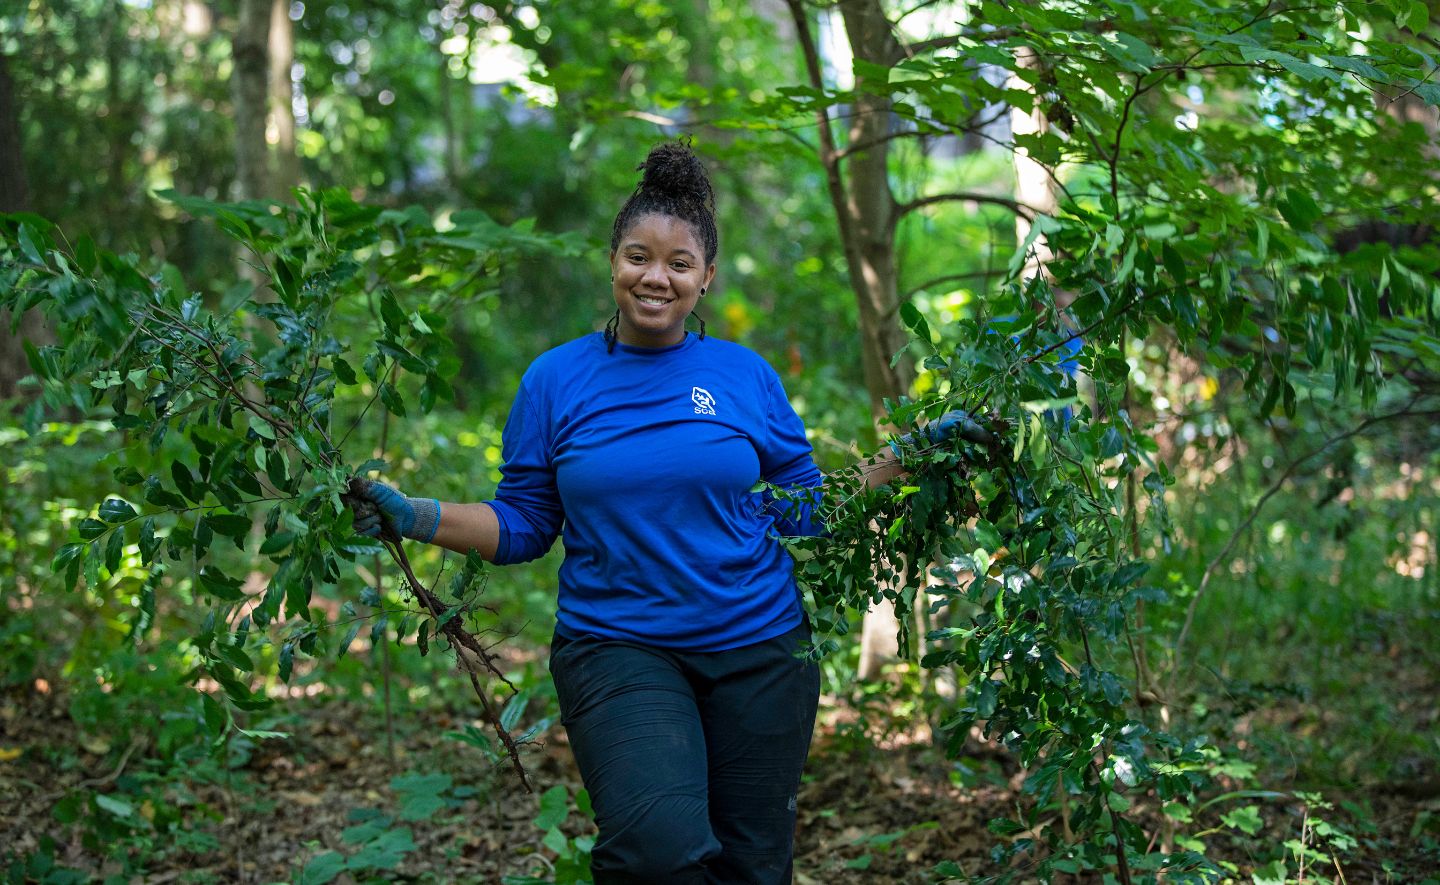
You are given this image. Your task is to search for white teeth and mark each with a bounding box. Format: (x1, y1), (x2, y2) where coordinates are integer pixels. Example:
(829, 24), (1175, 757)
(636, 295), (669, 305)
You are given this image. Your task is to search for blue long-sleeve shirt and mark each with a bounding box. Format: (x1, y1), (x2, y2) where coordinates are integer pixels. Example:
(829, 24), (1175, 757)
(486, 332), (823, 651)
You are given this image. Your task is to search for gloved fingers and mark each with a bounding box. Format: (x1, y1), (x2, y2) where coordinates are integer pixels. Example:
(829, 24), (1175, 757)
(953, 415), (996, 446)
(365, 482), (409, 515)
(354, 515), (383, 538)
(916, 409), (997, 448)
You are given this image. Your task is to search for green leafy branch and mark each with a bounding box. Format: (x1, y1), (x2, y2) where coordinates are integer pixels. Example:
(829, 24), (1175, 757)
(1, 189), (580, 792)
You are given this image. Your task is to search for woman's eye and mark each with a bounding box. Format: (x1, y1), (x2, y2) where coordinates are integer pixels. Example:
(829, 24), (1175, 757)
(671, 262), (690, 270)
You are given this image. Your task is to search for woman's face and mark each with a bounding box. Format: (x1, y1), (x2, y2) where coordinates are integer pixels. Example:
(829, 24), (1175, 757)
(610, 213), (716, 348)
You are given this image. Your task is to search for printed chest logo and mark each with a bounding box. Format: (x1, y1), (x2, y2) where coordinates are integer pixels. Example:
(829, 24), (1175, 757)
(691, 386), (717, 416)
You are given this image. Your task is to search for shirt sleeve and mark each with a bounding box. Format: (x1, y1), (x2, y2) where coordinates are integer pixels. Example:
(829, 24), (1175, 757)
(758, 371), (825, 538)
(488, 381), (565, 564)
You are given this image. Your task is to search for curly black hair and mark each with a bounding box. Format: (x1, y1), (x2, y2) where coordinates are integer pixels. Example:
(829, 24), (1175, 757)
(609, 139), (719, 267)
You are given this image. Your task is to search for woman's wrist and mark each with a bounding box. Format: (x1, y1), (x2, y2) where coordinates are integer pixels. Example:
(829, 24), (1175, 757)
(405, 497), (441, 542)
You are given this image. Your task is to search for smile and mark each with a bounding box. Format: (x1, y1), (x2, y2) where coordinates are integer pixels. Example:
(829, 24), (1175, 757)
(635, 294), (672, 306)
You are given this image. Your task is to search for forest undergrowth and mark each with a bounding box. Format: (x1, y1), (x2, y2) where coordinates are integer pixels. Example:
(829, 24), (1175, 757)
(3, 612), (1437, 885)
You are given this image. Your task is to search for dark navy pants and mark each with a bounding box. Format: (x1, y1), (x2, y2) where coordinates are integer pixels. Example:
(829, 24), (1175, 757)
(549, 621), (821, 885)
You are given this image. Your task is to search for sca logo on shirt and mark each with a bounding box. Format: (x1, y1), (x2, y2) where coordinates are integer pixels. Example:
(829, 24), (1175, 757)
(692, 386), (717, 415)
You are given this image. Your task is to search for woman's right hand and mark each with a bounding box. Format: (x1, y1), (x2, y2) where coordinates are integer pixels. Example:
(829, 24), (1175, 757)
(343, 477), (440, 542)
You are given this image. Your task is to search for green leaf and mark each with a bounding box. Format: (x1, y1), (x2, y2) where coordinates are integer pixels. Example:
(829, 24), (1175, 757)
(899, 301), (932, 344)
(198, 566), (246, 601)
(398, 793), (446, 822)
(976, 679), (998, 718)
(144, 475), (188, 509)
(112, 466), (144, 486)
(534, 785), (569, 831)
(17, 224), (45, 266)
(206, 513), (252, 538)
(104, 528), (125, 574)
(1399, 0), (1429, 31)
(74, 234), (96, 273)
(1221, 804), (1264, 835)
(332, 356), (358, 385)
(1278, 188), (1322, 233)
(391, 772), (452, 797)
(380, 290), (407, 335)
(299, 852), (346, 885)
(338, 621), (363, 658)
(340, 536), (384, 556)
(94, 794), (134, 818)
(77, 518), (107, 540)
(201, 692), (228, 735)
(346, 826), (414, 870)
(52, 543), (84, 574)
(500, 688), (532, 732)
(261, 531), (297, 555)
(379, 382), (406, 417)
(987, 817), (1025, 836)
(213, 642), (255, 672)
(541, 826), (568, 855)
(130, 579), (156, 641)
(136, 518), (158, 566)
(278, 641), (295, 683)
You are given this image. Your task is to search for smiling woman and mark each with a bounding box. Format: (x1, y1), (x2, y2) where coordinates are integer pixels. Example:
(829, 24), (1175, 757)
(347, 140), (834, 884)
(605, 142), (719, 351)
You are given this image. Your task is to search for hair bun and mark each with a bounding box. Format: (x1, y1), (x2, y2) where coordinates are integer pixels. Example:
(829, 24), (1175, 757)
(610, 138), (720, 267)
(637, 141), (714, 213)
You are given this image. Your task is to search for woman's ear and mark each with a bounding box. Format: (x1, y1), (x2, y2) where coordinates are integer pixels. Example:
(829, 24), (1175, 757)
(702, 263), (717, 294)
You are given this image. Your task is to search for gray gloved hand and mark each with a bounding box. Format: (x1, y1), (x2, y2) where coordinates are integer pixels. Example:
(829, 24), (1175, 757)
(342, 477), (441, 543)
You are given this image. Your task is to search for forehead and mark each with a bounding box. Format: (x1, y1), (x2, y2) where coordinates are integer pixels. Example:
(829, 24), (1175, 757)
(619, 213), (704, 253)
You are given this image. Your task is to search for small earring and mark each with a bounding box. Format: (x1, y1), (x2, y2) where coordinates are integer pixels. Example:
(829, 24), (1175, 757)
(700, 287), (707, 295)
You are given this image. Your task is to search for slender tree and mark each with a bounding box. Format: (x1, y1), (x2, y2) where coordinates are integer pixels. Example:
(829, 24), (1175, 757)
(0, 50), (48, 404)
(232, 0), (272, 202)
(268, 0), (299, 197)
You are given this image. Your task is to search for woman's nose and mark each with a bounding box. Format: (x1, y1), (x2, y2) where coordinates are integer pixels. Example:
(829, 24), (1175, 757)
(641, 261), (668, 287)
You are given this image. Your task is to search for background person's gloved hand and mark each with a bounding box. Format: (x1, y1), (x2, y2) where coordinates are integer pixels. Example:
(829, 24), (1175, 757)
(342, 478), (441, 542)
(891, 409), (995, 456)
(924, 409), (995, 446)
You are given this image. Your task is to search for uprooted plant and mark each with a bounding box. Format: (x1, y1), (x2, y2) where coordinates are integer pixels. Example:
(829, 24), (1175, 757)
(2, 189), (583, 790)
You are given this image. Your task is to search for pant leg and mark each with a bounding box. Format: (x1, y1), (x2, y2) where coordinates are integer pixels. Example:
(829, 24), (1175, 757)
(692, 622), (821, 885)
(549, 633), (722, 885)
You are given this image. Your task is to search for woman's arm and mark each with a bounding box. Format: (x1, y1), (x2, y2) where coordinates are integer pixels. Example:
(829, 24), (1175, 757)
(428, 501), (502, 560)
(857, 447), (906, 489)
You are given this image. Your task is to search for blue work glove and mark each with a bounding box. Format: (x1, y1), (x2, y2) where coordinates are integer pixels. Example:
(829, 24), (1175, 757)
(890, 409), (994, 456)
(343, 477), (441, 543)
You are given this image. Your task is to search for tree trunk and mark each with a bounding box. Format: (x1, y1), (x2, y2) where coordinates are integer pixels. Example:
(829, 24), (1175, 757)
(836, 0), (913, 425)
(1008, 43), (1058, 285)
(0, 50), (50, 405)
(104, 3), (129, 234)
(0, 53), (27, 212)
(439, 48), (459, 195)
(786, 0), (914, 677)
(268, 0), (298, 198)
(232, 0), (272, 202)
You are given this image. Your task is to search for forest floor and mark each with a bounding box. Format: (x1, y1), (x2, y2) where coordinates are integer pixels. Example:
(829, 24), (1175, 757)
(2, 661), (1438, 884)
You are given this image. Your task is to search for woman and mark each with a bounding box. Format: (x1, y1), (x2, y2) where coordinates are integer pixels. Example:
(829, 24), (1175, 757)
(349, 141), (916, 884)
